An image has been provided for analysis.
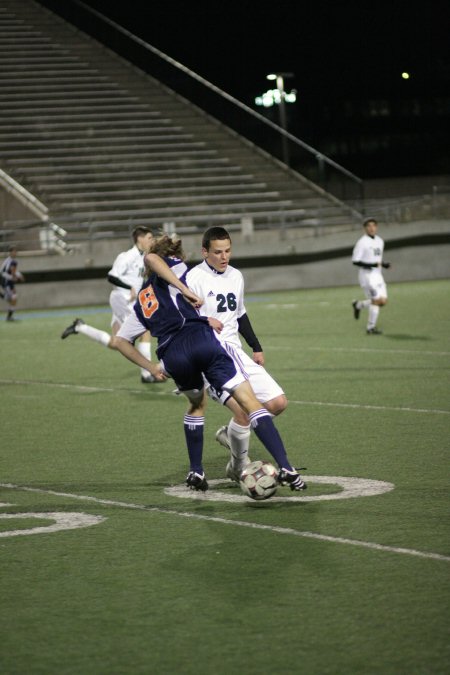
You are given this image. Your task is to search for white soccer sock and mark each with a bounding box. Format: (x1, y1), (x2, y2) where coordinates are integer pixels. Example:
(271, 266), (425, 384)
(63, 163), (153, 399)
(77, 323), (111, 347)
(357, 299), (371, 310)
(368, 304), (380, 329)
(137, 341), (152, 379)
(228, 419), (251, 469)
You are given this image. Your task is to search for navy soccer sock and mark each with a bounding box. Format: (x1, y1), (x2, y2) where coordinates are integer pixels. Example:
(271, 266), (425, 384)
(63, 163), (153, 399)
(248, 409), (293, 471)
(184, 415), (205, 474)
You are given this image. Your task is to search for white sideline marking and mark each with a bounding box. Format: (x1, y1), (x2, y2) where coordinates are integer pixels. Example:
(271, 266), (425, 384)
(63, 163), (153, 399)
(1, 379), (448, 415)
(289, 400), (450, 415)
(0, 511), (105, 537)
(1, 483), (448, 563)
(165, 475), (395, 503)
(308, 346), (450, 357)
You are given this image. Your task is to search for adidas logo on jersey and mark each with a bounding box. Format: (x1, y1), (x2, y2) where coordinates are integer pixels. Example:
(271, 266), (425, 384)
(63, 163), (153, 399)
(207, 291), (215, 297)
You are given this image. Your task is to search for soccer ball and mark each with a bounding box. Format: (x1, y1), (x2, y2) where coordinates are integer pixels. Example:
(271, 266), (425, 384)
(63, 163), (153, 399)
(239, 460), (278, 500)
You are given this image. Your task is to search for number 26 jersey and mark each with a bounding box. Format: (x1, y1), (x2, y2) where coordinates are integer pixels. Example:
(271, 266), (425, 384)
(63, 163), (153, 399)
(186, 260), (246, 350)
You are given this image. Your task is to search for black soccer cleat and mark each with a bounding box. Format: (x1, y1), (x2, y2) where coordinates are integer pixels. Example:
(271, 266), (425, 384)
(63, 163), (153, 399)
(186, 471), (209, 492)
(278, 468), (307, 491)
(352, 300), (360, 320)
(61, 318), (84, 339)
(366, 327), (383, 335)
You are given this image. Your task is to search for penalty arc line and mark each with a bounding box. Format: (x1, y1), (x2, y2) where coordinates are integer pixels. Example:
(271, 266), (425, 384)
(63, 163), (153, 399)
(1, 483), (449, 563)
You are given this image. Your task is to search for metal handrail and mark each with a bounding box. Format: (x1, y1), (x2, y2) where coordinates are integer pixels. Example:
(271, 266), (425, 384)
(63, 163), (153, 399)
(0, 168), (49, 221)
(64, 0), (363, 197)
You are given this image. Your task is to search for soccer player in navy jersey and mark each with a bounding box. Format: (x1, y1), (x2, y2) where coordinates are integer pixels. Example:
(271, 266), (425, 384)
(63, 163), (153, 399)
(115, 234), (306, 493)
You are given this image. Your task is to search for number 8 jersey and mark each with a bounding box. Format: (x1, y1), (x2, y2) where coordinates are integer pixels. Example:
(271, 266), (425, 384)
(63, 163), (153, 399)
(134, 256), (207, 357)
(186, 260), (246, 349)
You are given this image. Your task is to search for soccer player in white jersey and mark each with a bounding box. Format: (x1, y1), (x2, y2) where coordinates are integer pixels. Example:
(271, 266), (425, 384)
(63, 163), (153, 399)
(185, 226), (287, 481)
(61, 226), (155, 382)
(1, 246), (25, 321)
(351, 218), (391, 334)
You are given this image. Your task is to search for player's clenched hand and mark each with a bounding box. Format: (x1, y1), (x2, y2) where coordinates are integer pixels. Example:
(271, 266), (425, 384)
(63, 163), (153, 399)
(182, 288), (203, 308)
(149, 364), (168, 381)
(208, 317), (223, 333)
(253, 351), (265, 366)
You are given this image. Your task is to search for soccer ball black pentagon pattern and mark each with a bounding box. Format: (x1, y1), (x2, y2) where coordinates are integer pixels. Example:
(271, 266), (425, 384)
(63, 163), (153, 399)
(239, 460), (278, 500)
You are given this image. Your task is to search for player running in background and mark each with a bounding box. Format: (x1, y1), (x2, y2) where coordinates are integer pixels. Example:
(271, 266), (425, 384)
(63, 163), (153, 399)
(114, 233), (306, 492)
(61, 226), (156, 382)
(351, 218), (391, 335)
(185, 226), (287, 481)
(1, 246), (25, 321)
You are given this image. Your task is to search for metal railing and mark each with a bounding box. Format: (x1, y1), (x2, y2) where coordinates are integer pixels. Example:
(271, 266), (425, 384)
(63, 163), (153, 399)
(347, 187), (450, 225)
(0, 169), (70, 253)
(0, 168), (49, 222)
(37, 0), (365, 207)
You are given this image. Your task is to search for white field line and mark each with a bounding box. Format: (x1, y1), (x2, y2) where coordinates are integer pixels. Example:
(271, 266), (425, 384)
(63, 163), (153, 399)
(0, 512), (105, 537)
(307, 346), (450, 357)
(289, 400), (450, 415)
(1, 378), (448, 415)
(1, 483), (449, 563)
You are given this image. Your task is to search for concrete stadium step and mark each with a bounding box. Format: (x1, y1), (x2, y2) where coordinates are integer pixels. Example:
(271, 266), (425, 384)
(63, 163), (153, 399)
(0, 111), (164, 124)
(57, 207), (310, 229)
(44, 182), (269, 199)
(35, 169), (249, 189)
(53, 198), (295, 217)
(21, 167), (247, 185)
(54, 192), (283, 210)
(11, 158), (235, 176)
(6, 150), (220, 169)
(0, 130), (191, 144)
(1, 141), (210, 157)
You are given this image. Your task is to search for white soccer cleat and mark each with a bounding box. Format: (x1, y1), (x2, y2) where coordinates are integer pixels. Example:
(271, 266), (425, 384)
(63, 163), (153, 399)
(215, 425), (231, 450)
(225, 457), (251, 483)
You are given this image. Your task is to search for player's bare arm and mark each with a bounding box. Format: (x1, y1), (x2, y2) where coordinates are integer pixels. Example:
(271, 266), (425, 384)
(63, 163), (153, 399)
(145, 253), (203, 307)
(114, 336), (167, 381)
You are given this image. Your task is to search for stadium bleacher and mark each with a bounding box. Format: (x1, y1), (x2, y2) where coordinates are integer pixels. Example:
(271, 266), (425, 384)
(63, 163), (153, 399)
(0, 0), (361, 252)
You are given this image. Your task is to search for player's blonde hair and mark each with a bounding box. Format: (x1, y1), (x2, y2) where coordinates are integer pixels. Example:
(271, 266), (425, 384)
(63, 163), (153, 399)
(150, 233), (185, 260)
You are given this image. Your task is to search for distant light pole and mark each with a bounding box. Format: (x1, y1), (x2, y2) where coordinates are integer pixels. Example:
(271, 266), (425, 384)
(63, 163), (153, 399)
(266, 72), (294, 166)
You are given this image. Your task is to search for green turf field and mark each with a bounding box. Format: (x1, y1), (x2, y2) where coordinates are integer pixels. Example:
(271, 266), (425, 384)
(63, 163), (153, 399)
(1, 279), (449, 675)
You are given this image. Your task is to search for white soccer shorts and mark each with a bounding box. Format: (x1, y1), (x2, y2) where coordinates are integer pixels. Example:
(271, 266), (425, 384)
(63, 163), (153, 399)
(109, 288), (134, 327)
(359, 269), (387, 300)
(207, 344), (284, 405)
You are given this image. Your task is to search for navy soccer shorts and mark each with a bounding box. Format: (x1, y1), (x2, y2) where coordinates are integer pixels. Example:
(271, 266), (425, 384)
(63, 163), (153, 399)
(161, 323), (246, 395)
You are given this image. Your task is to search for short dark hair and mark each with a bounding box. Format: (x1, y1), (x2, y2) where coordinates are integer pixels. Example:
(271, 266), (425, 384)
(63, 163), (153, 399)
(132, 226), (153, 243)
(363, 218), (378, 228)
(202, 226), (231, 250)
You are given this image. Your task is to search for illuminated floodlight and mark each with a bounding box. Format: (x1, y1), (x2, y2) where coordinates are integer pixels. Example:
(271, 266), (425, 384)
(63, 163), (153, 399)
(402, 72), (410, 79)
(255, 88), (296, 107)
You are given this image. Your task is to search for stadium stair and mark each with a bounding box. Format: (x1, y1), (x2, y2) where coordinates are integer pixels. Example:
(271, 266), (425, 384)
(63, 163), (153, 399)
(0, 0), (361, 248)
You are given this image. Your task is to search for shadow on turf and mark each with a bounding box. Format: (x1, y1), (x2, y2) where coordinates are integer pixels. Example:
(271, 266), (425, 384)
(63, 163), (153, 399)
(385, 333), (433, 341)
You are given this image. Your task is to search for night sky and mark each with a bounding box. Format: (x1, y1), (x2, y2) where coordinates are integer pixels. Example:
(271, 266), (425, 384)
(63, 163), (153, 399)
(78, 0), (449, 103)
